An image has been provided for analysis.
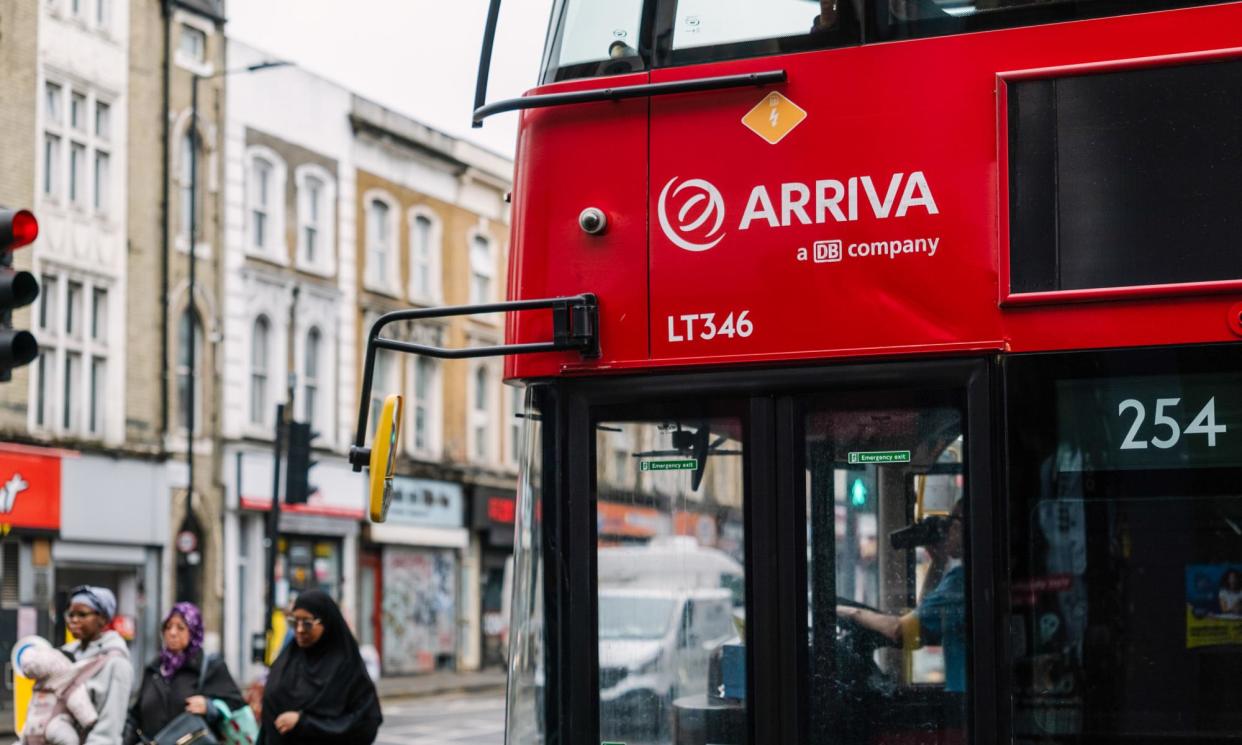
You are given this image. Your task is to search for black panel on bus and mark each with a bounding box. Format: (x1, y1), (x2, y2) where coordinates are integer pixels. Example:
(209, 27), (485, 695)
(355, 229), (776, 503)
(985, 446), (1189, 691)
(1008, 58), (1242, 294)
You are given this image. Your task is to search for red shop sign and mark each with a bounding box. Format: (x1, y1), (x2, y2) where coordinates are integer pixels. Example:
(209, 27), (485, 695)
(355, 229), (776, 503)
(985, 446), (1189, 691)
(0, 445), (61, 531)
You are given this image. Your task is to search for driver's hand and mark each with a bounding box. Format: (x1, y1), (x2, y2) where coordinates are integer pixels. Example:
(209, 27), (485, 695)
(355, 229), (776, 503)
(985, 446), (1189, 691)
(925, 539), (949, 565)
(836, 605), (859, 619)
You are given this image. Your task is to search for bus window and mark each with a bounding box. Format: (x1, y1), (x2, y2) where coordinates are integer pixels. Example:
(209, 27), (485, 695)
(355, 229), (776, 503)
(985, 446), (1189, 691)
(660, 0), (857, 68)
(1006, 349), (1242, 742)
(875, 0), (1237, 41)
(595, 416), (746, 745)
(805, 396), (969, 745)
(542, 0), (645, 82)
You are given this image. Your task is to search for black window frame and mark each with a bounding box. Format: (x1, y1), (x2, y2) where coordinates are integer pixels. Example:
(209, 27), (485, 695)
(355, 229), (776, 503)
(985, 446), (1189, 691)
(541, 357), (1000, 745)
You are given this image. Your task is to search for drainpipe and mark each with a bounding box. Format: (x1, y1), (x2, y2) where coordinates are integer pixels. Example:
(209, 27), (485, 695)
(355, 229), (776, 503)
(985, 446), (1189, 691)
(160, 0), (171, 441)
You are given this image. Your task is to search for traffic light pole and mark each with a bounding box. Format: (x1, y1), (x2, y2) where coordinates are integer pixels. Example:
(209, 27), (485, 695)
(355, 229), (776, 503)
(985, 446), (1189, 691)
(266, 402), (285, 653)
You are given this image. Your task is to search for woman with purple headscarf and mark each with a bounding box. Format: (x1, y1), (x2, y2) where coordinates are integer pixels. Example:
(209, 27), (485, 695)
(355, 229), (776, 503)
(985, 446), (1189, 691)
(122, 602), (244, 745)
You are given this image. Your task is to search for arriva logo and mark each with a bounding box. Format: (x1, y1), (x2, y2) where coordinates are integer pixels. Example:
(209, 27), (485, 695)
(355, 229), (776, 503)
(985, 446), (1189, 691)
(658, 177), (726, 252)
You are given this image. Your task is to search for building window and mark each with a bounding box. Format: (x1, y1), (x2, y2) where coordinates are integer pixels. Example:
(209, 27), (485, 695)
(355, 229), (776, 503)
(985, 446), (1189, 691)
(249, 157), (273, 251)
(369, 352), (394, 441)
(471, 364), (492, 461)
(69, 143), (86, 205)
(35, 352), (51, 428)
(509, 385), (524, 464)
(66, 281), (83, 339)
(470, 234), (494, 304)
(250, 316), (270, 426)
(177, 309), (202, 434)
(32, 272), (112, 437)
(410, 213), (439, 302)
(303, 327), (321, 431)
(90, 288), (107, 341)
(302, 177), (322, 264)
(366, 197), (395, 290)
(70, 93), (86, 131)
(90, 356), (106, 434)
(179, 133), (196, 240)
(95, 101), (110, 140)
(96, 0), (110, 28)
(93, 151), (109, 214)
(180, 25), (206, 64)
(43, 135), (60, 197)
(45, 82), (62, 121)
(411, 356), (438, 455)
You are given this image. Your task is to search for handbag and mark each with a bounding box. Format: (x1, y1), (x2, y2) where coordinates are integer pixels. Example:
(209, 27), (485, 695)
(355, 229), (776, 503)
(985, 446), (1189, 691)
(146, 711), (219, 745)
(210, 699), (259, 745)
(143, 653), (225, 745)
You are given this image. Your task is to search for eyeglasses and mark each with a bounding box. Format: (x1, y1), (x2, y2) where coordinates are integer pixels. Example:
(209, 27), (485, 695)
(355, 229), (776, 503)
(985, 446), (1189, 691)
(64, 610), (98, 622)
(286, 616), (321, 631)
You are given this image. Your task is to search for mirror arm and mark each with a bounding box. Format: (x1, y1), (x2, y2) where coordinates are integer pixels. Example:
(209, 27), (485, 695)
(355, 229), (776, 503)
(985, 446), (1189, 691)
(472, 0), (504, 129)
(349, 293), (598, 471)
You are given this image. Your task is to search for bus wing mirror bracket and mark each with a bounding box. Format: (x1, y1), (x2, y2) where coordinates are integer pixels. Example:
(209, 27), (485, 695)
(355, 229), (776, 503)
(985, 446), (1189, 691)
(348, 293), (599, 474)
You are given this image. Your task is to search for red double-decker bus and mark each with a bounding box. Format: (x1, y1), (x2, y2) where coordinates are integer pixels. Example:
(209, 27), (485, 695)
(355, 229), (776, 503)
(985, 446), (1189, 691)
(355, 2), (1242, 744)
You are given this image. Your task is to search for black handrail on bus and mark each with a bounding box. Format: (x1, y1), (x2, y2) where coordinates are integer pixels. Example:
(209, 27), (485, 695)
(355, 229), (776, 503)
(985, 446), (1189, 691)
(473, 0), (504, 129)
(472, 70), (788, 126)
(348, 294), (599, 471)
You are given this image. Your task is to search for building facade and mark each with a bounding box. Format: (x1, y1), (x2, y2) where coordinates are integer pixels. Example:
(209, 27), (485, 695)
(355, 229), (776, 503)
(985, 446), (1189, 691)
(221, 42), (516, 682)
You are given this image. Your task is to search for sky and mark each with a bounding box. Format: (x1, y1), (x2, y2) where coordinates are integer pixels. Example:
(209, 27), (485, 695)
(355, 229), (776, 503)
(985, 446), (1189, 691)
(226, 0), (556, 159)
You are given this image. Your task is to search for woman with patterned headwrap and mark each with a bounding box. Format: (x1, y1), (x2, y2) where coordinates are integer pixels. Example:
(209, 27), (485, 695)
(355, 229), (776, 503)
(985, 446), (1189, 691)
(122, 602), (244, 745)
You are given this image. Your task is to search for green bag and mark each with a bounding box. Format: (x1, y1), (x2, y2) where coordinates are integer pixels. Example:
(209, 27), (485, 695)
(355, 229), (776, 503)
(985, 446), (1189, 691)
(210, 700), (259, 745)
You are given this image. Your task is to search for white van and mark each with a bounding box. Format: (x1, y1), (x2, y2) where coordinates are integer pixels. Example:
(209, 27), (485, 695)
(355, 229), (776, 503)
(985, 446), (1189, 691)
(597, 587), (736, 737)
(597, 537), (745, 608)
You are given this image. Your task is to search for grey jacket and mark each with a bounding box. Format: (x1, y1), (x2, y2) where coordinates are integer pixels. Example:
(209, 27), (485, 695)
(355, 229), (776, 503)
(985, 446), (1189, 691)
(62, 631), (132, 745)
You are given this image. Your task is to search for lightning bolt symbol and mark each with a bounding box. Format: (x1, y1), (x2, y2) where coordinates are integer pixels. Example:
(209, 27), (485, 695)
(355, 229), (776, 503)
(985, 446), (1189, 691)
(769, 96), (780, 129)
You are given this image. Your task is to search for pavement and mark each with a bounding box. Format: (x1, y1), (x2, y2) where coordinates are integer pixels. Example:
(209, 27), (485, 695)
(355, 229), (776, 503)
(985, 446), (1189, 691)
(377, 667), (508, 700)
(377, 689), (506, 745)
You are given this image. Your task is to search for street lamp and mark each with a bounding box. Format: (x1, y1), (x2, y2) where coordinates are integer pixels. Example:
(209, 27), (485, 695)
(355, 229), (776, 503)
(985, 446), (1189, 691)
(181, 59), (290, 600)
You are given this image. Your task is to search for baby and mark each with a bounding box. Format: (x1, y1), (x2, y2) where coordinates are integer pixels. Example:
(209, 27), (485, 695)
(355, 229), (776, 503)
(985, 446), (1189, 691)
(14, 636), (100, 745)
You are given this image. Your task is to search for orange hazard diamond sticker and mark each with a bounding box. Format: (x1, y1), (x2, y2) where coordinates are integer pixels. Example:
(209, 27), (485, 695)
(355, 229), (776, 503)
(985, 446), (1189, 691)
(742, 91), (807, 145)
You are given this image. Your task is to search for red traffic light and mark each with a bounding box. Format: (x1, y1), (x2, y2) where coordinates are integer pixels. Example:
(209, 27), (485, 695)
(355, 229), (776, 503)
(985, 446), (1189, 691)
(0, 209), (38, 250)
(10, 210), (37, 248)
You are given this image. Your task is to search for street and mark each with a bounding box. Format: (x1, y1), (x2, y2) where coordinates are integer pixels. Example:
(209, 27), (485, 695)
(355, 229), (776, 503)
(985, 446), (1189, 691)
(378, 690), (506, 745)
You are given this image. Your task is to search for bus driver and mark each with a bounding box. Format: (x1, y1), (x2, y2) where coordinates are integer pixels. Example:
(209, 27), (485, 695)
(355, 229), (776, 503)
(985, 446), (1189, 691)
(835, 500), (967, 693)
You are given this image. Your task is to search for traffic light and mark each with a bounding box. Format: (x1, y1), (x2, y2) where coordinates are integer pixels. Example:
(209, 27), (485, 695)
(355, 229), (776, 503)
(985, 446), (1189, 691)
(0, 208), (39, 383)
(849, 476), (869, 508)
(285, 421), (319, 504)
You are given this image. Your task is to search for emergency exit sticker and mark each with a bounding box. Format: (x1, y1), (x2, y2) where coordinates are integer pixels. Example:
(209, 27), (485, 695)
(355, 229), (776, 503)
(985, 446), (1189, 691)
(847, 450), (911, 464)
(639, 459), (697, 472)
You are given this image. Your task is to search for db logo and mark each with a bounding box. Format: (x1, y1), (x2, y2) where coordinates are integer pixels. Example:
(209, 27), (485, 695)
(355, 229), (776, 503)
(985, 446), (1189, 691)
(814, 240), (843, 263)
(657, 177), (726, 252)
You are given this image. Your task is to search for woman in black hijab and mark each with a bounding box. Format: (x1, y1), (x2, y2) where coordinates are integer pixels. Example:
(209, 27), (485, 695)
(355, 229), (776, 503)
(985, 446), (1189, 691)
(261, 590), (382, 744)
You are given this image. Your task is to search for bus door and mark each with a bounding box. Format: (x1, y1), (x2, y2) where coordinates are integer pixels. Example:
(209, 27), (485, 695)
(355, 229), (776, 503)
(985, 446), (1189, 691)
(795, 359), (995, 745)
(541, 358), (996, 745)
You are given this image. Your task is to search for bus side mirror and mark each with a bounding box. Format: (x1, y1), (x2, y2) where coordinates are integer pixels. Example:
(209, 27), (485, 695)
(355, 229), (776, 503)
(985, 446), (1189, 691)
(368, 394), (403, 523)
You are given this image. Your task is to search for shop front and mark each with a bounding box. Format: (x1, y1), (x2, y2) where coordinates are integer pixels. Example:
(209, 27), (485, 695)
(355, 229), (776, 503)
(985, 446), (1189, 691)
(362, 476), (467, 677)
(472, 485), (516, 668)
(222, 447), (362, 684)
(0, 444), (64, 729)
(56, 451), (167, 673)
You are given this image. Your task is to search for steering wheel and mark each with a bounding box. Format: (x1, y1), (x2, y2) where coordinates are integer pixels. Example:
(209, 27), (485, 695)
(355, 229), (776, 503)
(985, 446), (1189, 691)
(831, 597), (900, 701)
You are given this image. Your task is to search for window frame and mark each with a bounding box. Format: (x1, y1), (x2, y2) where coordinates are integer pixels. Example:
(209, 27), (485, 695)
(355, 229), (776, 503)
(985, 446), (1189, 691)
(408, 207), (443, 305)
(468, 361), (499, 463)
(295, 164), (336, 276)
(176, 307), (203, 435)
(244, 146), (288, 263)
(28, 268), (113, 440)
(407, 355), (443, 459)
(363, 190), (400, 296)
(468, 230), (496, 306)
(249, 315), (272, 427)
